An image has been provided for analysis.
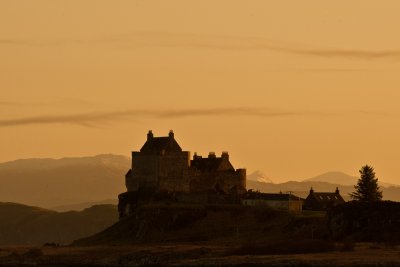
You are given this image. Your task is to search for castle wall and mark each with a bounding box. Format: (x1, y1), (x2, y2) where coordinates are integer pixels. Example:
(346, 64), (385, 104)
(127, 151), (191, 193)
(131, 153), (159, 192)
(157, 151), (191, 192)
(189, 170), (218, 193)
(216, 169), (246, 194)
(189, 168), (246, 194)
(125, 170), (137, 192)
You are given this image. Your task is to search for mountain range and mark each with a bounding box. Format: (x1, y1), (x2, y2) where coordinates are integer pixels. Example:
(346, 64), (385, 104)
(247, 170), (274, 183)
(0, 155), (399, 209)
(0, 154), (129, 209)
(303, 171), (397, 188)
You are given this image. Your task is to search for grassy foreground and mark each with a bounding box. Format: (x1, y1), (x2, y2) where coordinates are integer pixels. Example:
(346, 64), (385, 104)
(0, 243), (399, 267)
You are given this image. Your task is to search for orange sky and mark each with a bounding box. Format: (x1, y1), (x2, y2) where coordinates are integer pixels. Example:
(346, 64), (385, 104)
(1, 1), (400, 183)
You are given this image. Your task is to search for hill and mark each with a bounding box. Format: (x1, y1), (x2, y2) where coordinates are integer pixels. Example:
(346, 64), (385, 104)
(247, 170), (273, 183)
(303, 171), (397, 188)
(0, 202), (118, 245)
(74, 205), (327, 246)
(0, 154), (129, 208)
(304, 171), (358, 186)
(51, 199), (118, 212)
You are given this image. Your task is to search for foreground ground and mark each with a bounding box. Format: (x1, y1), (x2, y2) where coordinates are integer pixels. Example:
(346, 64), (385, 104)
(0, 243), (399, 267)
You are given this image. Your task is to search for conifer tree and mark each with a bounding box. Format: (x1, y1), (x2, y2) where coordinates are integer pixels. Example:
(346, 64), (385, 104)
(350, 165), (382, 202)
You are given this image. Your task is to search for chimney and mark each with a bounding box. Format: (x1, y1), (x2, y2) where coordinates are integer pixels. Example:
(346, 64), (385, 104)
(147, 130), (154, 141)
(310, 187), (314, 194)
(221, 151), (229, 161)
(193, 152), (202, 160)
(335, 187), (340, 195)
(208, 152), (216, 158)
(169, 130), (174, 139)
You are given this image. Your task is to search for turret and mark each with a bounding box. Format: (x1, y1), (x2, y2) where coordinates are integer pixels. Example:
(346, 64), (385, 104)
(193, 152), (202, 160)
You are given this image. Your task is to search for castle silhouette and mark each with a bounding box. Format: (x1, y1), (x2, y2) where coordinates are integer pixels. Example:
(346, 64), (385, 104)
(118, 130), (246, 217)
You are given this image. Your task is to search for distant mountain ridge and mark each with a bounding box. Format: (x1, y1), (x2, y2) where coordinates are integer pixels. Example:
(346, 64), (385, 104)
(51, 199), (118, 212)
(0, 154), (130, 208)
(303, 171), (398, 188)
(0, 154), (129, 171)
(304, 171), (357, 186)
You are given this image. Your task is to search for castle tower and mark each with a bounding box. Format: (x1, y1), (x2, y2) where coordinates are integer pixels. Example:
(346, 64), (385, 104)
(126, 130), (190, 194)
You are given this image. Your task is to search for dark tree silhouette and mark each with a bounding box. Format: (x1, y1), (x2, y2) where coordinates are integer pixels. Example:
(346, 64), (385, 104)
(350, 165), (382, 202)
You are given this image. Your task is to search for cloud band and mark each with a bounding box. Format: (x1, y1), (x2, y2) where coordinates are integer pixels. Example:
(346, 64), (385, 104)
(0, 108), (299, 128)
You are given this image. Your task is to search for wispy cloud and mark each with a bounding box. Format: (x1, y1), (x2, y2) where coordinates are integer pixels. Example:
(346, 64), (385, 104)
(0, 98), (95, 108)
(264, 68), (374, 73)
(0, 108), (299, 128)
(2, 32), (400, 60)
(269, 47), (400, 60)
(0, 101), (49, 107)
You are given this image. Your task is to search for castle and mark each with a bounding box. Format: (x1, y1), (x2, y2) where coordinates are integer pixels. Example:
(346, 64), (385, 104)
(119, 130), (246, 217)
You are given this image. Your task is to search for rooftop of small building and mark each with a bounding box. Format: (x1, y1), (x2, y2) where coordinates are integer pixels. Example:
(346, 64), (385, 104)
(307, 188), (345, 202)
(309, 192), (344, 202)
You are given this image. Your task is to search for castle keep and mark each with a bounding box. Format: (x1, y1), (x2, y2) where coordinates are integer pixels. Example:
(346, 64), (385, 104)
(119, 130), (246, 217)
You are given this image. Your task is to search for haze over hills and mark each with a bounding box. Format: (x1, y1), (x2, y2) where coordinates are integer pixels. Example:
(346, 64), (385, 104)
(303, 171), (398, 188)
(0, 154), (129, 208)
(0, 202), (118, 245)
(51, 199), (118, 212)
(1, 155), (400, 209)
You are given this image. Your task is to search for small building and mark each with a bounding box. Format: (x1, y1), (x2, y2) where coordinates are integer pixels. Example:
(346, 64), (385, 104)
(242, 191), (303, 213)
(303, 187), (345, 211)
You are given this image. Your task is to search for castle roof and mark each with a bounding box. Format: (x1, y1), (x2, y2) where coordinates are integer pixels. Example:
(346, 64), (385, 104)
(140, 131), (182, 154)
(191, 157), (224, 172)
(307, 192), (344, 203)
(190, 152), (236, 172)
